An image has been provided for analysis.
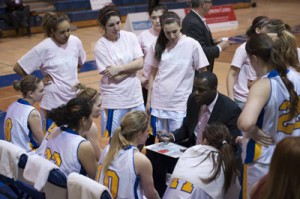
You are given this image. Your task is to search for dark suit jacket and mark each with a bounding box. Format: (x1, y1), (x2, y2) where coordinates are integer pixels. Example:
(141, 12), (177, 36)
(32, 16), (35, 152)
(173, 92), (241, 146)
(173, 92), (242, 171)
(182, 10), (220, 71)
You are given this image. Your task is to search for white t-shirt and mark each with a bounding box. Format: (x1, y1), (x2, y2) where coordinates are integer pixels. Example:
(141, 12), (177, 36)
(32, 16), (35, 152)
(231, 42), (257, 102)
(145, 35), (209, 111)
(138, 28), (159, 83)
(94, 30), (144, 109)
(18, 35), (86, 110)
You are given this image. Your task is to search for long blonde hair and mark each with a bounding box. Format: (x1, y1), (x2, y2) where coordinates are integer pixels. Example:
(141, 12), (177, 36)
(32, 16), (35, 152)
(102, 111), (148, 174)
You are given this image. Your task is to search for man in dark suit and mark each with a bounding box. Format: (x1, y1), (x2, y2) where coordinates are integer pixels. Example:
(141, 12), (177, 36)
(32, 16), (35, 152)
(150, 71), (242, 196)
(162, 72), (241, 162)
(170, 71), (241, 149)
(182, 0), (230, 71)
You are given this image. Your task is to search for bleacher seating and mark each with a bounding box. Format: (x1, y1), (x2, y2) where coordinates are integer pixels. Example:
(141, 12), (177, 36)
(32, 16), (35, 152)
(0, 0), (250, 35)
(53, 0), (91, 12)
(0, 0), (42, 33)
(53, 0), (190, 23)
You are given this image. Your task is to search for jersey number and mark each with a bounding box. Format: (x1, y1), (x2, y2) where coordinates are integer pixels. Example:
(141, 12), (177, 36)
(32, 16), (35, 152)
(96, 164), (119, 199)
(277, 98), (300, 134)
(5, 118), (12, 142)
(170, 178), (194, 193)
(44, 148), (62, 167)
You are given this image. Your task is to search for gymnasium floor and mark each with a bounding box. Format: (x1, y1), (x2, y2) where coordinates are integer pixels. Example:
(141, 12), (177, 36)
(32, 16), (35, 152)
(0, 0), (299, 141)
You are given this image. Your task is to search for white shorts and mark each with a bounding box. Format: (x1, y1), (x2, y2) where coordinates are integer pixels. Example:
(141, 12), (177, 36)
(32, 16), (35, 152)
(151, 115), (184, 134)
(102, 104), (145, 137)
(241, 162), (269, 199)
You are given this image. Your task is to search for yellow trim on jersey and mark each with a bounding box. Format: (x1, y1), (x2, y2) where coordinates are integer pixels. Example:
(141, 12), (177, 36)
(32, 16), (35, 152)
(253, 143), (262, 162)
(242, 164), (248, 199)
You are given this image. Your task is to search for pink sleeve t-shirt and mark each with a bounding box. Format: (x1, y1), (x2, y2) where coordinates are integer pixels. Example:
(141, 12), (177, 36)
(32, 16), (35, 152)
(138, 28), (159, 82)
(18, 35), (86, 110)
(231, 42), (257, 102)
(94, 30), (144, 109)
(145, 35), (209, 111)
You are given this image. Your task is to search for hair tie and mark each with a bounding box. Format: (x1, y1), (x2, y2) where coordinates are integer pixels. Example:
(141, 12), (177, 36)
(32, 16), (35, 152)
(222, 140), (227, 145)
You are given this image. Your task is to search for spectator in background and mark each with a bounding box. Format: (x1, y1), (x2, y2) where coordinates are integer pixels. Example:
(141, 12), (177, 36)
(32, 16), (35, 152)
(4, 0), (30, 35)
(13, 12), (86, 132)
(94, 4), (144, 138)
(4, 75), (44, 152)
(182, 0), (230, 71)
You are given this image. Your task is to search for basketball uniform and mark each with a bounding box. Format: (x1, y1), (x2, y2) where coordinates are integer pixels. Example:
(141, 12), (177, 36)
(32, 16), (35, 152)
(242, 69), (300, 199)
(44, 127), (86, 177)
(4, 98), (40, 151)
(165, 144), (240, 199)
(96, 145), (144, 199)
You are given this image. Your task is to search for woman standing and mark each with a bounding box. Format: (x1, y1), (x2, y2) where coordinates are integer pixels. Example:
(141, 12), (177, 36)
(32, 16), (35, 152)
(237, 32), (300, 199)
(138, 4), (167, 99)
(4, 75), (44, 151)
(146, 11), (208, 135)
(13, 12), (86, 132)
(226, 16), (269, 109)
(94, 4), (145, 138)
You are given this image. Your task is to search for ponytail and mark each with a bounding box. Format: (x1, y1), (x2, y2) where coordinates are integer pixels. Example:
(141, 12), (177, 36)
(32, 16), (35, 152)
(270, 31), (299, 119)
(48, 97), (92, 130)
(246, 33), (299, 120)
(101, 127), (131, 174)
(101, 111), (148, 175)
(220, 141), (237, 192)
(13, 75), (42, 97)
(201, 123), (239, 193)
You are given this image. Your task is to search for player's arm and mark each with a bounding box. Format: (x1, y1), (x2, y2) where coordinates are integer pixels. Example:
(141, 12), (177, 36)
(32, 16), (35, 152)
(146, 67), (158, 114)
(14, 63), (28, 77)
(78, 141), (97, 179)
(134, 152), (160, 199)
(28, 109), (44, 144)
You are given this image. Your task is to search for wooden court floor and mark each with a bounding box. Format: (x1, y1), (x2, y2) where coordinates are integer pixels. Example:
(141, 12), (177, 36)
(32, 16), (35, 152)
(0, 0), (299, 142)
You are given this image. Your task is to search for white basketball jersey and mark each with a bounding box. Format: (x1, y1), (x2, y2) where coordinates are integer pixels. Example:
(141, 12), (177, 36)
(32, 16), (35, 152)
(169, 145), (224, 199)
(163, 178), (212, 199)
(244, 69), (300, 165)
(44, 127), (85, 177)
(4, 99), (39, 151)
(96, 145), (144, 199)
(167, 145), (240, 199)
